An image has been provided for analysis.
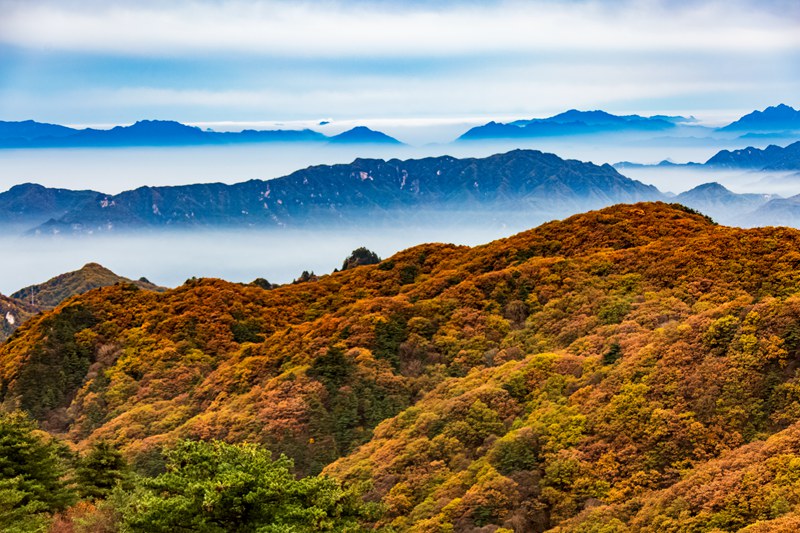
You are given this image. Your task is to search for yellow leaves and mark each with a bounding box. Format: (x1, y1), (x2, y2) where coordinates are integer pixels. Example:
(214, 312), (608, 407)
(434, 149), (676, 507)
(385, 482), (415, 516)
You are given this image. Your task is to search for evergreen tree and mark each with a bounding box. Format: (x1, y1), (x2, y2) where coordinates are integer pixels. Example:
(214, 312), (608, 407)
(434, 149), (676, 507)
(119, 439), (365, 532)
(341, 247), (381, 271)
(0, 411), (76, 530)
(249, 277), (275, 290)
(76, 440), (130, 501)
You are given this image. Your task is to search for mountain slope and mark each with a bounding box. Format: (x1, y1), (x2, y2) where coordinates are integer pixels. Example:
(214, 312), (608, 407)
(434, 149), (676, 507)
(0, 183), (100, 228)
(675, 182), (777, 223)
(10, 262), (164, 310)
(0, 120), (78, 141)
(719, 103), (800, 132)
(744, 194), (800, 227)
(327, 126), (402, 144)
(0, 263), (164, 343)
(0, 295), (36, 343)
(7, 203), (800, 531)
(459, 110), (680, 140)
(31, 149), (663, 234)
(0, 119), (394, 148)
(704, 140), (800, 170)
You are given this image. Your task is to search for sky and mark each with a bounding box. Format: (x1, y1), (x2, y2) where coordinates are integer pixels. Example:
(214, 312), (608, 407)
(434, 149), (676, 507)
(1, 0), (799, 134)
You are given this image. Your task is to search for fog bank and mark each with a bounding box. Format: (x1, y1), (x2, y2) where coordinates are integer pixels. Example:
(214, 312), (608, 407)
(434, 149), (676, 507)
(0, 224), (521, 295)
(0, 137), (784, 195)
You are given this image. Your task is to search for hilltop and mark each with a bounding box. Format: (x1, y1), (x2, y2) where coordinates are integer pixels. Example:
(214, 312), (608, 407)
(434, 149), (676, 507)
(0, 263), (164, 342)
(6, 202), (800, 529)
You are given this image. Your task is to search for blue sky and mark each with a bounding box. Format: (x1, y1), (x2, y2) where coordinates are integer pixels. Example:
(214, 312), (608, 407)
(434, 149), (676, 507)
(0, 0), (798, 129)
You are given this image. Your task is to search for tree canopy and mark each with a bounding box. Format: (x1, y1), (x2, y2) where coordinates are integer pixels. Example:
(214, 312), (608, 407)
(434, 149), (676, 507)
(119, 440), (365, 532)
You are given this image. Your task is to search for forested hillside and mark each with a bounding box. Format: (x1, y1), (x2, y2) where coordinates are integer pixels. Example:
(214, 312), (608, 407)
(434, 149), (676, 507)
(4, 202), (800, 531)
(0, 263), (164, 342)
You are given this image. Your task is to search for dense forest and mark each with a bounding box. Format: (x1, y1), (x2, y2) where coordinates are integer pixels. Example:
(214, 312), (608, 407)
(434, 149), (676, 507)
(4, 202), (800, 531)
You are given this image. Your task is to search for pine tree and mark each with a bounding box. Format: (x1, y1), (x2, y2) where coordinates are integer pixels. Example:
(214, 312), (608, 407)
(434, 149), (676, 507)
(119, 439), (365, 532)
(0, 411), (76, 530)
(76, 440), (130, 501)
(341, 247), (381, 271)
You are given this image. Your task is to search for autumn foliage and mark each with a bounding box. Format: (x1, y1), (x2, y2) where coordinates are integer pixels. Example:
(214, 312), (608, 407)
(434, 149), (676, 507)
(4, 202), (800, 530)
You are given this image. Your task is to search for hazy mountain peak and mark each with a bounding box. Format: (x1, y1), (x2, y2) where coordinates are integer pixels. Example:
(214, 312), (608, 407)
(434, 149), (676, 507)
(685, 182), (732, 194)
(720, 104), (800, 132)
(328, 126), (403, 144)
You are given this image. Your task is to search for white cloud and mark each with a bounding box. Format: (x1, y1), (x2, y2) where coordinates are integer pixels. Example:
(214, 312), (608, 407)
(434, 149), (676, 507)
(0, 0), (798, 58)
(0, 0), (797, 128)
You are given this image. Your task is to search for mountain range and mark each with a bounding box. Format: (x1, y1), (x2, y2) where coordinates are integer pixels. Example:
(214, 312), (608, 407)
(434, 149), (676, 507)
(4, 146), (800, 234)
(0, 120), (402, 148)
(2, 104), (798, 149)
(459, 110), (686, 140)
(1, 149), (662, 235)
(612, 138), (800, 174)
(704, 139), (800, 170)
(459, 104), (800, 141)
(7, 202), (800, 530)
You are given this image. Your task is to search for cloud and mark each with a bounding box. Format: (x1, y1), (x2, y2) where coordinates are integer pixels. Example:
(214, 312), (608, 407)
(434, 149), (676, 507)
(0, 0), (797, 127)
(0, 0), (798, 58)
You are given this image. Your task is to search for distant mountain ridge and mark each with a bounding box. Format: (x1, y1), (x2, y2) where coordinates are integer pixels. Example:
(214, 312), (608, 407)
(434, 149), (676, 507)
(675, 182), (779, 223)
(458, 104), (800, 142)
(17, 149), (663, 235)
(4, 148), (800, 233)
(719, 103), (800, 132)
(459, 109), (684, 140)
(328, 126), (402, 144)
(704, 140), (800, 170)
(0, 120), (401, 148)
(3, 104), (798, 148)
(612, 138), (800, 171)
(0, 119), (78, 141)
(0, 183), (100, 228)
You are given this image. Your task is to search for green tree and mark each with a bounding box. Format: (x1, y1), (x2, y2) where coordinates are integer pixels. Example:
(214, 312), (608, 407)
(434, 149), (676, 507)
(249, 278), (275, 290)
(76, 440), (131, 501)
(119, 439), (364, 532)
(293, 271), (318, 284)
(341, 247), (381, 271)
(0, 411), (76, 530)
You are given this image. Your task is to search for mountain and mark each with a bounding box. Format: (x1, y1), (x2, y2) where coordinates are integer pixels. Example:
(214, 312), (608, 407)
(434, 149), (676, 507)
(0, 183), (100, 228)
(0, 263), (164, 342)
(0, 294), (35, 342)
(0, 119), (393, 148)
(28, 149), (663, 234)
(65, 120), (208, 146)
(8, 203), (800, 531)
(705, 140), (800, 170)
(0, 120), (78, 141)
(61, 120), (329, 146)
(327, 126), (403, 144)
(459, 109), (681, 140)
(614, 159), (703, 169)
(742, 194), (800, 227)
(674, 182), (777, 223)
(513, 109), (681, 128)
(719, 103), (800, 132)
(10, 262), (164, 310)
